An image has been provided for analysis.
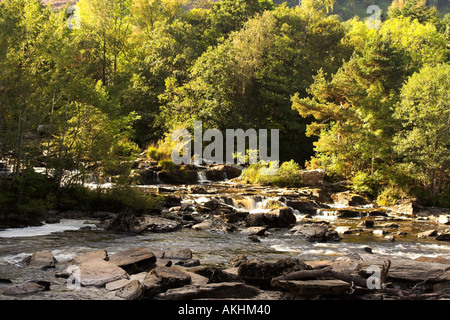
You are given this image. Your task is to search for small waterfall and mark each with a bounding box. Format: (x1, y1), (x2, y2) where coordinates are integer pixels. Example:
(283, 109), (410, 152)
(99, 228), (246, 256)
(316, 209), (339, 219)
(223, 172), (228, 181)
(197, 171), (208, 184)
(153, 171), (160, 183)
(230, 196), (271, 213)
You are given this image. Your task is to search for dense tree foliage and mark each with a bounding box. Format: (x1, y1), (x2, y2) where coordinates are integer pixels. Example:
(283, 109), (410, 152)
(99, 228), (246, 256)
(0, 0), (449, 207)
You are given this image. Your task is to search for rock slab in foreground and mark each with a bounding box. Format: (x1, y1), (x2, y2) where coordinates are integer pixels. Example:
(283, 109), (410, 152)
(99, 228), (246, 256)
(71, 260), (128, 287)
(272, 279), (351, 296)
(143, 266), (192, 297)
(108, 248), (156, 274)
(23, 252), (57, 270)
(2, 281), (50, 296)
(116, 280), (144, 300)
(238, 258), (311, 286)
(155, 282), (260, 300)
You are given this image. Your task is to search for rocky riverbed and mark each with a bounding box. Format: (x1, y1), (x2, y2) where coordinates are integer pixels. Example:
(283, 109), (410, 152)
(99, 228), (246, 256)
(0, 178), (449, 300)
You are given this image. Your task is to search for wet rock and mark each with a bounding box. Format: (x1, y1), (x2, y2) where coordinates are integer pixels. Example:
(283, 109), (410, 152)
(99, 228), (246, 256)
(300, 169), (326, 186)
(248, 235), (261, 242)
(221, 210), (249, 223)
(70, 260), (128, 287)
(438, 215), (450, 225)
(241, 226), (267, 236)
(156, 282), (260, 300)
(417, 229), (438, 238)
(143, 215), (182, 233)
(45, 218), (60, 224)
(116, 280), (144, 300)
(163, 195), (182, 207)
(105, 279), (131, 291)
(23, 252), (57, 270)
(272, 279), (351, 296)
(192, 221), (213, 231)
(193, 266), (240, 283)
(2, 281), (50, 296)
(335, 226), (352, 235)
(213, 165), (242, 180)
(373, 229), (389, 236)
(130, 272), (148, 282)
(373, 258), (450, 283)
(188, 186), (209, 194)
(435, 233), (450, 241)
(331, 191), (370, 206)
(291, 224), (341, 242)
(245, 207), (296, 228)
(414, 256), (450, 264)
(72, 250), (108, 265)
(175, 259), (201, 267)
(285, 199), (326, 215)
(159, 170), (197, 185)
(363, 247), (373, 254)
(163, 248), (193, 260)
(142, 266), (192, 297)
(230, 254), (248, 268)
(108, 248), (156, 274)
(335, 209), (387, 218)
(385, 199), (419, 216)
(105, 211), (149, 234)
(238, 258), (311, 287)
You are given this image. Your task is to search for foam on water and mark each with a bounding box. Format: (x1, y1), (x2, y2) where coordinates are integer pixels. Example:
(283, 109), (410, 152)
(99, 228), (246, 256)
(0, 220), (95, 238)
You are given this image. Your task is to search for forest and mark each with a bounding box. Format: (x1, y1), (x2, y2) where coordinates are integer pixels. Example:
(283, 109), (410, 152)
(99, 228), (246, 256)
(0, 0), (449, 220)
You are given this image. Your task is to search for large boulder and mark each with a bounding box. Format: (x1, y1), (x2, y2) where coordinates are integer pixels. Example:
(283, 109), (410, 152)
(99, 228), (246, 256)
(245, 207), (297, 228)
(2, 281), (50, 296)
(285, 199), (327, 215)
(237, 258), (311, 287)
(70, 260), (128, 287)
(158, 170), (198, 185)
(155, 282), (260, 300)
(331, 192), (370, 206)
(272, 279), (351, 296)
(115, 280), (144, 300)
(290, 224), (341, 242)
(300, 169), (326, 186)
(142, 215), (182, 233)
(385, 199), (419, 216)
(105, 212), (181, 234)
(108, 248), (156, 274)
(142, 266), (192, 297)
(162, 248), (193, 260)
(72, 250), (108, 265)
(22, 252), (57, 270)
(192, 266), (240, 283)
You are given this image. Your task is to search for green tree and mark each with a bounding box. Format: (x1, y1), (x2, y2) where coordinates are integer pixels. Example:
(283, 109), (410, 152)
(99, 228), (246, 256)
(393, 64), (450, 198)
(292, 34), (414, 179)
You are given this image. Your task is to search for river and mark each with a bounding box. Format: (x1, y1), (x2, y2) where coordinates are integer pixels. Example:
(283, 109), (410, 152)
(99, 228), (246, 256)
(0, 182), (449, 299)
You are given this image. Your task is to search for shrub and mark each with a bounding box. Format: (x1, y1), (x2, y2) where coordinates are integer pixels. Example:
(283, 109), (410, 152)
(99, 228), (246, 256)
(351, 171), (383, 198)
(241, 160), (302, 187)
(158, 159), (176, 172)
(377, 185), (408, 206)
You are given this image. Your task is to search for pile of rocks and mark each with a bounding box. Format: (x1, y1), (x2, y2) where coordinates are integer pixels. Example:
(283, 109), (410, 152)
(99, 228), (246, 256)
(3, 248), (449, 300)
